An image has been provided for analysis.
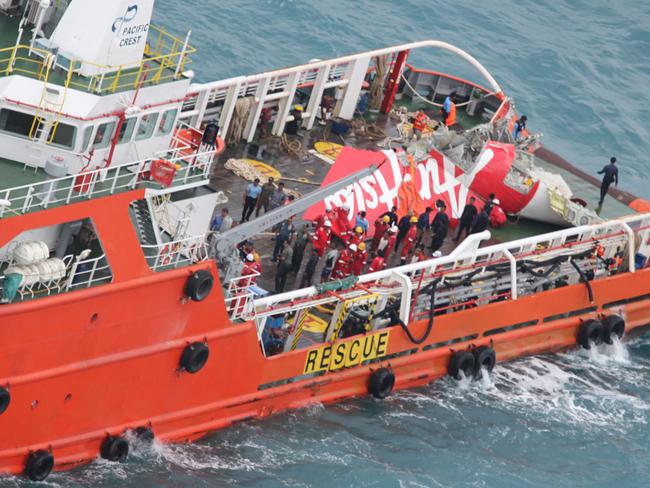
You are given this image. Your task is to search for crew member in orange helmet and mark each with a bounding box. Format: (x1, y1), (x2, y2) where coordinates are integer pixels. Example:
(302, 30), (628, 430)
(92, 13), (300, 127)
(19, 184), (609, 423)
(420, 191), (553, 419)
(352, 242), (368, 276)
(349, 226), (366, 246)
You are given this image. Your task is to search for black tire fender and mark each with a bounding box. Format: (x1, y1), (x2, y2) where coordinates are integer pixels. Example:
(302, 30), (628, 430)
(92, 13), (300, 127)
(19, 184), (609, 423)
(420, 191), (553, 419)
(133, 426), (155, 443)
(577, 319), (603, 349)
(472, 346), (496, 379)
(368, 367), (395, 399)
(24, 450), (54, 482)
(185, 270), (214, 302)
(0, 386), (9, 416)
(180, 342), (210, 374)
(100, 435), (129, 462)
(448, 350), (475, 380)
(601, 315), (625, 345)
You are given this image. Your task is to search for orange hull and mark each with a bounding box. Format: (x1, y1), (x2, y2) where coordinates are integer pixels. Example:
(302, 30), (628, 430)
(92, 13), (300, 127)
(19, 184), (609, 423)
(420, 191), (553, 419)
(0, 234), (649, 474)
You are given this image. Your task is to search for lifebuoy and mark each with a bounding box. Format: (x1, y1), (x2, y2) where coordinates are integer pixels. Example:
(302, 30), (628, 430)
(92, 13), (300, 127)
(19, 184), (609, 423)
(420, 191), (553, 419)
(185, 270), (214, 302)
(448, 350), (475, 380)
(24, 450), (54, 482)
(180, 342), (209, 373)
(133, 426), (155, 443)
(472, 346), (496, 379)
(601, 315), (625, 345)
(0, 386), (9, 416)
(368, 367), (395, 399)
(577, 319), (603, 349)
(100, 435), (129, 462)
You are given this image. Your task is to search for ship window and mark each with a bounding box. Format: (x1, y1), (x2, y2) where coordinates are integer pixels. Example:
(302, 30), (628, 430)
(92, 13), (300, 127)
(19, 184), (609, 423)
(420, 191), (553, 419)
(0, 108), (37, 138)
(117, 117), (137, 144)
(157, 109), (177, 135)
(92, 121), (116, 150)
(81, 125), (94, 152)
(135, 112), (159, 140)
(48, 122), (77, 149)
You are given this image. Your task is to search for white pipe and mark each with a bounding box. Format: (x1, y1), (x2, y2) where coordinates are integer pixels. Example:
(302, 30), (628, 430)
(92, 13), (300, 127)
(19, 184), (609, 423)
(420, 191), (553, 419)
(619, 221), (636, 273)
(175, 30), (192, 78)
(391, 271), (413, 323)
(29, 0), (51, 55)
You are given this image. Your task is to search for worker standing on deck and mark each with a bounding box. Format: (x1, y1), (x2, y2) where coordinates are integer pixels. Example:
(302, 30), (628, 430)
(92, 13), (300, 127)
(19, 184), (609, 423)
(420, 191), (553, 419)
(483, 193), (497, 215)
(275, 241), (293, 293)
(241, 253), (262, 285)
(285, 105), (303, 135)
(380, 206), (399, 227)
(210, 207), (233, 233)
(454, 197), (478, 241)
(430, 204), (449, 253)
(371, 215), (391, 254)
(321, 247), (339, 282)
(597, 157), (619, 205)
(442, 91), (457, 127)
(301, 251), (319, 287)
(400, 216), (418, 265)
(352, 242), (368, 276)
(255, 177), (275, 217)
(315, 203), (335, 229)
(395, 212), (414, 250)
(336, 204), (353, 243)
(312, 220), (332, 257)
(333, 243), (356, 279)
(241, 178), (262, 222)
(416, 207), (433, 246)
(349, 226), (366, 246)
(471, 207), (490, 234)
(269, 181), (287, 210)
(512, 115), (527, 140)
(272, 216), (295, 262)
(489, 199), (507, 228)
(292, 224), (310, 274)
(377, 226), (398, 261)
(412, 110), (428, 140)
(355, 211), (369, 234)
(411, 244), (427, 264)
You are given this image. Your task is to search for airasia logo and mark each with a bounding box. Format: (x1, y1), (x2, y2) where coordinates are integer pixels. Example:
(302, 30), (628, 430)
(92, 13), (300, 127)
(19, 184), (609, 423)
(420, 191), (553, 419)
(310, 149), (475, 223)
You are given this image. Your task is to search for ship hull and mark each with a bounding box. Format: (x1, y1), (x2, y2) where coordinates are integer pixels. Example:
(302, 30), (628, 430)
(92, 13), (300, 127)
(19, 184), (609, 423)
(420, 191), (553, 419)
(1, 262), (648, 476)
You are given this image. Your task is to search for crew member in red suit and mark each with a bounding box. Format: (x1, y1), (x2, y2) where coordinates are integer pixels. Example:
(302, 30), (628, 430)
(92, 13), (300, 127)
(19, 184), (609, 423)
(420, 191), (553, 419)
(352, 242), (368, 276)
(376, 226), (398, 261)
(336, 204), (352, 242)
(312, 219), (332, 257)
(400, 216), (418, 265)
(314, 203), (336, 230)
(241, 253), (262, 285)
(368, 254), (386, 273)
(349, 226), (366, 246)
(488, 198), (507, 228)
(371, 215), (390, 254)
(333, 243), (356, 279)
(410, 244), (427, 264)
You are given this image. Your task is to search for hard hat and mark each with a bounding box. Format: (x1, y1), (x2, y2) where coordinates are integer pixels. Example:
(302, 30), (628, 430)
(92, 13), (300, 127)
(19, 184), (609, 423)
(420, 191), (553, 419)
(432, 250), (442, 258)
(245, 253), (255, 262)
(355, 226), (363, 234)
(325, 203), (332, 212)
(358, 242), (366, 251)
(382, 215), (390, 223)
(493, 198), (501, 205)
(349, 243), (358, 252)
(324, 220), (332, 227)
(293, 104), (304, 112)
(390, 226), (398, 233)
(410, 216), (418, 223)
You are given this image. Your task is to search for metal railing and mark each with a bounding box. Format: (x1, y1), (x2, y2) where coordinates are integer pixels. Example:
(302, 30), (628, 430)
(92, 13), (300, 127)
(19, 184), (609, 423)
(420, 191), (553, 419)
(140, 234), (210, 271)
(0, 147), (216, 219)
(224, 271), (261, 321)
(253, 214), (650, 329)
(1, 25), (194, 95)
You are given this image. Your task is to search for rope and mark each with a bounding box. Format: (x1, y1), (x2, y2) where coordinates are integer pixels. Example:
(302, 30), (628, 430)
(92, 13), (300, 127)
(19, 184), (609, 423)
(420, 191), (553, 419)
(368, 55), (387, 111)
(400, 72), (498, 109)
(350, 118), (386, 141)
(226, 96), (254, 145)
(224, 158), (302, 199)
(280, 134), (304, 157)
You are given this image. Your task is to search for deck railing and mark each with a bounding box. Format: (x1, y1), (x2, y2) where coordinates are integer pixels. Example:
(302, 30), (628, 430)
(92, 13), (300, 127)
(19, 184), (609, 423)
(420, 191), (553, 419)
(0, 147), (216, 219)
(140, 234), (210, 272)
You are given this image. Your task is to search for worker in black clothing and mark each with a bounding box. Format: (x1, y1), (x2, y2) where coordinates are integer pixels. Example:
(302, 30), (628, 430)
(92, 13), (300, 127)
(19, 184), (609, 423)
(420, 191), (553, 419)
(395, 212), (413, 250)
(430, 205), (449, 253)
(471, 208), (489, 234)
(455, 196), (478, 241)
(597, 157), (619, 205)
(275, 240), (293, 293)
(284, 105), (303, 136)
(483, 193), (496, 216)
(380, 206), (399, 227)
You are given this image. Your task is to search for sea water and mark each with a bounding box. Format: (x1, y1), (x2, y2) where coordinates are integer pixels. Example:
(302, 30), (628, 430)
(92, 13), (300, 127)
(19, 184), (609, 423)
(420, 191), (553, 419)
(2, 1), (650, 486)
